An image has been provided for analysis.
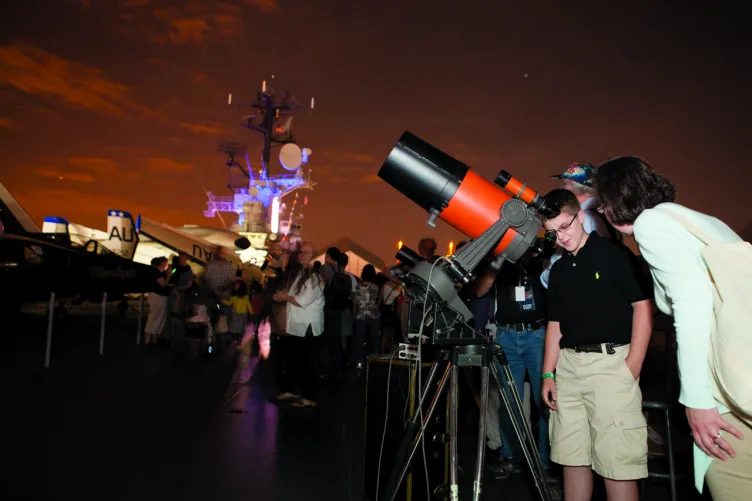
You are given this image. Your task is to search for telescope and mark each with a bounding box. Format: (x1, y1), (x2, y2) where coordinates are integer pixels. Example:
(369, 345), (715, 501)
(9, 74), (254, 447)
(377, 132), (554, 501)
(379, 131), (554, 344)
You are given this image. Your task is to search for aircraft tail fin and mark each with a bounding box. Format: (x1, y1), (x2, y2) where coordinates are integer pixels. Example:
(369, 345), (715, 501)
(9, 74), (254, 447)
(42, 216), (70, 235)
(106, 209), (139, 260)
(0, 182), (41, 235)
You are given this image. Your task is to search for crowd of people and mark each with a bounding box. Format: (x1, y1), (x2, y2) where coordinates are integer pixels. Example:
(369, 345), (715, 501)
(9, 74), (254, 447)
(137, 157), (750, 501)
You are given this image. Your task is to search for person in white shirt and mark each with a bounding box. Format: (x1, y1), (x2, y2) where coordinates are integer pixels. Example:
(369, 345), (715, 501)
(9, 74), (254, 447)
(594, 156), (751, 500)
(273, 241), (325, 408)
(541, 162), (614, 288)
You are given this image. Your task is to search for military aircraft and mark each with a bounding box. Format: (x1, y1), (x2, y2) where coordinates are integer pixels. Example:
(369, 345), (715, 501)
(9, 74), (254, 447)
(44, 210), (267, 284)
(0, 183), (160, 309)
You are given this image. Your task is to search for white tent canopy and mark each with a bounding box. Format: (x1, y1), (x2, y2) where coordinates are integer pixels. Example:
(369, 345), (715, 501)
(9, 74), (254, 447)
(313, 237), (387, 278)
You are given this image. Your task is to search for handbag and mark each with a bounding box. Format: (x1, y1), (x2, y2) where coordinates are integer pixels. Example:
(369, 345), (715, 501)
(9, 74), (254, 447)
(659, 209), (752, 417)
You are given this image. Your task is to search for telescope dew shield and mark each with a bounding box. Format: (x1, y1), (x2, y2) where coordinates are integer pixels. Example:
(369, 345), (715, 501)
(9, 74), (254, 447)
(378, 132), (469, 214)
(379, 131), (535, 256)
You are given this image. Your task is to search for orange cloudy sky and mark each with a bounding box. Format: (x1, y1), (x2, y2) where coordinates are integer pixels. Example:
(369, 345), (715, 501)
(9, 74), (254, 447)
(1, 0), (750, 261)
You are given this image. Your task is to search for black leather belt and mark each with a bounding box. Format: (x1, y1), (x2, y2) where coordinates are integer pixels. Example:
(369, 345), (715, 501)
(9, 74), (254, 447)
(569, 342), (626, 355)
(500, 319), (546, 332)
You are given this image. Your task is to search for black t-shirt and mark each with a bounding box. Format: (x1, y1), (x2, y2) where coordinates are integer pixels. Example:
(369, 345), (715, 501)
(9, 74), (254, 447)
(494, 259), (547, 324)
(547, 233), (652, 347)
(153, 270), (171, 296)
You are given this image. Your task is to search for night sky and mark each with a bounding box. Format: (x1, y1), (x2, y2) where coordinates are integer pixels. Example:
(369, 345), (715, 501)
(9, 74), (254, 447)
(1, 0), (750, 262)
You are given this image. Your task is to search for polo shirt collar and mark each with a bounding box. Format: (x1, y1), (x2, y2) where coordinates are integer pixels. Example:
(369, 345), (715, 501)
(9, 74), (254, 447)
(564, 232), (598, 258)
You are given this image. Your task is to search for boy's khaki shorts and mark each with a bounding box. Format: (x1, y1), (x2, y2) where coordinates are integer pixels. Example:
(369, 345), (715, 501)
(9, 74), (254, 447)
(549, 344), (648, 480)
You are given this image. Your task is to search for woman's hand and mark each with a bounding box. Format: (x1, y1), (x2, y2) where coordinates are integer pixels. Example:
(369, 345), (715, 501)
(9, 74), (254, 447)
(686, 407), (744, 460)
(273, 291), (290, 303)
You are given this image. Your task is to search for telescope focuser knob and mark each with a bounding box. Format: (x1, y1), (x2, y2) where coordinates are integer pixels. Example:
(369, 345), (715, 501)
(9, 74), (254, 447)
(426, 208), (440, 228)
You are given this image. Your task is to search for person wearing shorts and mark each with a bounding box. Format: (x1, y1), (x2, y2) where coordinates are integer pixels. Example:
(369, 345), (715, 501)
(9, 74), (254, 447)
(540, 189), (653, 501)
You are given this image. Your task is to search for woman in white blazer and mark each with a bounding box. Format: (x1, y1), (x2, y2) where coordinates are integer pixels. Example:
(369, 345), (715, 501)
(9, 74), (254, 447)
(273, 241), (325, 408)
(594, 156), (750, 500)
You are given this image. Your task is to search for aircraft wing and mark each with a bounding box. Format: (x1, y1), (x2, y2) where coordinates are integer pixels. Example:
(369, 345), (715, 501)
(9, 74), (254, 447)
(1, 183), (158, 304)
(135, 215), (231, 267)
(1, 232), (159, 303)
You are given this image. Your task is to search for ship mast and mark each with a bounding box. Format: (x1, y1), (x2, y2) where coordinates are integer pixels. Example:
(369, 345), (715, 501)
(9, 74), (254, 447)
(205, 77), (315, 244)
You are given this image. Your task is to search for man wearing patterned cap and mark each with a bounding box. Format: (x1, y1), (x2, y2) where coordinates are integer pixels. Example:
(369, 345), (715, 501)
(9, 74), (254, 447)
(540, 162), (616, 288)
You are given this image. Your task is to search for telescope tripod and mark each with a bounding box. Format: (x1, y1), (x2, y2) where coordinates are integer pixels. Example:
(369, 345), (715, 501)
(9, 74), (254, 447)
(382, 339), (553, 501)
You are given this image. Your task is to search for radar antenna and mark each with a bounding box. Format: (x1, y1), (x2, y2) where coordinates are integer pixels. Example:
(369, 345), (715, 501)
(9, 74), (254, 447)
(228, 76), (313, 174)
(211, 76), (316, 235)
(217, 141), (249, 189)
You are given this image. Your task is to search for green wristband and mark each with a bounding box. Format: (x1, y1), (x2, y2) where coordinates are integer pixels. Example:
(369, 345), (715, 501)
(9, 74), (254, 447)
(541, 372), (555, 380)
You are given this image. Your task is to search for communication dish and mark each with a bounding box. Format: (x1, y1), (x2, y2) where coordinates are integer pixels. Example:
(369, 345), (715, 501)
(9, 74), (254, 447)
(279, 143), (303, 171)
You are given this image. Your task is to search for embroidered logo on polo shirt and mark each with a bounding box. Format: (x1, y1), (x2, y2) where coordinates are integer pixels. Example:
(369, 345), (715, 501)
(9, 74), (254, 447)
(595, 272), (600, 280)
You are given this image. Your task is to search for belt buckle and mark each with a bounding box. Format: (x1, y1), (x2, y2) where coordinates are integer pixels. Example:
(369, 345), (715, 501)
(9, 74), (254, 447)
(605, 343), (615, 355)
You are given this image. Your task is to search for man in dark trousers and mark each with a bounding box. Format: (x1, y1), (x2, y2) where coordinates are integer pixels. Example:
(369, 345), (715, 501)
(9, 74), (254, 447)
(474, 249), (557, 490)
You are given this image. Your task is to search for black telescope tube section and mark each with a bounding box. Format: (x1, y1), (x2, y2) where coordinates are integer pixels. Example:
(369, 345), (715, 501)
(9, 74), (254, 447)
(395, 246), (423, 268)
(378, 131), (470, 213)
(494, 170), (512, 189)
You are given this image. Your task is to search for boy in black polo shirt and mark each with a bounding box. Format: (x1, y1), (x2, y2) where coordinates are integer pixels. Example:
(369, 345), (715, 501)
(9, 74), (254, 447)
(540, 189), (652, 501)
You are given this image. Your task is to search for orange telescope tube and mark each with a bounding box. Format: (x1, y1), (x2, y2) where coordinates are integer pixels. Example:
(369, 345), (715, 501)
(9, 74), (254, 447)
(378, 131), (548, 256)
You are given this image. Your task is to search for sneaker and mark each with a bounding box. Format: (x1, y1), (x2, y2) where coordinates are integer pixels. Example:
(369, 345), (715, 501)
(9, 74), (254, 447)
(485, 447), (502, 466)
(488, 458), (524, 479)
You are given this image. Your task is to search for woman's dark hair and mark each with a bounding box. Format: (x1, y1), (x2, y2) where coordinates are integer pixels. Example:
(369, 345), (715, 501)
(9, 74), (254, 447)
(282, 251), (302, 287)
(232, 279), (248, 297)
(312, 261), (322, 273)
(361, 264), (377, 283)
(594, 156), (676, 225)
(287, 250), (322, 296)
(151, 256), (167, 268)
(326, 247), (340, 261)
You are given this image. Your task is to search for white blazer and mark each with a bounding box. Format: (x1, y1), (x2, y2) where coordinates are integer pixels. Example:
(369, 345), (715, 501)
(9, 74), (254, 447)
(633, 202), (742, 491)
(285, 272), (325, 337)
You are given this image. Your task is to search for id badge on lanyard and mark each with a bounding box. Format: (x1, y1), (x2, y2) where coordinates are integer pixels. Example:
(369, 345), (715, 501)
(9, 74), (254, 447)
(516, 272), (536, 312)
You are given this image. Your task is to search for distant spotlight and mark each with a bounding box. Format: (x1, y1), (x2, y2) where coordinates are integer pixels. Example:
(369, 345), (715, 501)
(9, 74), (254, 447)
(271, 197), (280, 234)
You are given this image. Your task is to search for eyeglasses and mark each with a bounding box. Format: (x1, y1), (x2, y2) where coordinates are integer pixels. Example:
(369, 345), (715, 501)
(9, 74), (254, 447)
(544, 212), (579, 241)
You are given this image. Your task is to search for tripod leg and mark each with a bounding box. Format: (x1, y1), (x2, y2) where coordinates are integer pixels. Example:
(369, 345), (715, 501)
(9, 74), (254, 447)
(382, 361), (451, 501)
(471, 364), (490, 501)
(449, 364), (460, 501)
(490, 361), (552, 501)
(408, 356), (444, 426)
